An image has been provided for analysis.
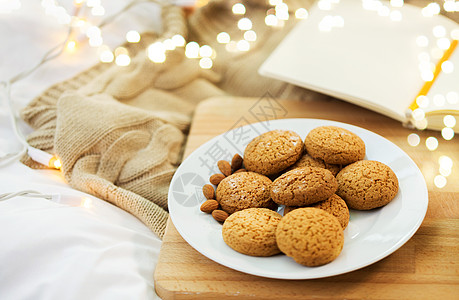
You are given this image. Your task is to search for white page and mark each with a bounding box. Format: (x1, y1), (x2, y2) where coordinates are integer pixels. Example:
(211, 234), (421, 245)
(259, 0), (459, 124)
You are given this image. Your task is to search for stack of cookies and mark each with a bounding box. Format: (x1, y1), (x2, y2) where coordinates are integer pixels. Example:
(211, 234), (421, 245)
(200, 126), (399, 267)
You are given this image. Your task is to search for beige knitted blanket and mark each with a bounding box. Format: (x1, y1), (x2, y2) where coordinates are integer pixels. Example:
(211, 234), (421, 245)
(19, 0), (456, 238)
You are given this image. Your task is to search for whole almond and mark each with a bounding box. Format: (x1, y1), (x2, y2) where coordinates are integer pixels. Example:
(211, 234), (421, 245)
(212, 209), (229, 222)
(210, 173), (226, 185)
(200, 200), (219, 213)
(202, 184), (215, 199)
(233, 168), (247, 174)
(217, 160), (231, 177)
(231, 154), (243, 172)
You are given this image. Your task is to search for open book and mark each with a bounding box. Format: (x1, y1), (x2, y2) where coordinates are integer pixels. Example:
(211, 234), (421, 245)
(259, 0), (459, 133)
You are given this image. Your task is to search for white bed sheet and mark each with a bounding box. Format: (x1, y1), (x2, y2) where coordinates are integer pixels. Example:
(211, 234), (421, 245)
(0, 1), (170, 299)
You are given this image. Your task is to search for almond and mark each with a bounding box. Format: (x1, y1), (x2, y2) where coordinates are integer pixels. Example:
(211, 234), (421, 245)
(202, 184), (215, 199)
(217, 160), (231, 177)
(200, 199), (219, 213)
(231, 154), (243, 172)
(212, 209), (229, 222)
(210, 173), (225, 185)
(233, 168), (247, 174)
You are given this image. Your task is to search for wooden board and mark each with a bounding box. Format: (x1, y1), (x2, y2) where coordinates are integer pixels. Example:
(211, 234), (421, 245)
(154, 97), (459, 299)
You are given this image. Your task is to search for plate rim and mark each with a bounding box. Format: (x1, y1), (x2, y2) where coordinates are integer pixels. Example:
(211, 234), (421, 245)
(168, 118), (428, 280)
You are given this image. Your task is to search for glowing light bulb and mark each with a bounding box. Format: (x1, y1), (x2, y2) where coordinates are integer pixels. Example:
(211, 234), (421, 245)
(237, 40), (250, 51)
(244, 30), (257, 42)
(81, 197), (92, 208)
(66, 40), (76, 52)
(148, 42), (166, 63)
(238, 18), (252, 30)
(441, 127), (455, 140)
(89, 36), (103, 47)
(437, 38), (451, 50)
(126, 30), (140, 43)
(49, 157), (61, 169)
(421, 70), (434, 82)
(425, 136), (438, 151)
(412, 108), (425, 121)
(444, 1), (456, 12)
(265, 14), (278, 26)
(163, 39), (175, 51)
(99, 50), (114, 63)
(390, 0), (403, 8)
(441, 60), (454, 73)
(225, 41), (238, 52)
(232, 3), (246, 15)
(407, 133), (420, 146)
(199, 45), (213, 57)
(433, 25), (446, 38)
(269, 0), (282, 5)
(217, 32), (230, 44)
(295, 8), (309, 19)
(172, 34), (186, 47)
(414, 118), (428, 130)
(115, 54), (130, 66)
(199, 57), (213, 69)
(86, 26), (101, 39)
(443, 115), (456, 128)
(439, 155), (453, 170)
(185, 42), (199, 58)
(416, 95), (429, 108)
(434, 175), (447, 188)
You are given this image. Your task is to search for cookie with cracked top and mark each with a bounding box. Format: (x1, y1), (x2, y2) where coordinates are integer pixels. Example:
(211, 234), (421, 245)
(271, 166), (338, 206)
(244, 130), (303, 176)
(336, 160), (399, 210)
(304, 126), (365, 165)
(276, 207), (344, 266)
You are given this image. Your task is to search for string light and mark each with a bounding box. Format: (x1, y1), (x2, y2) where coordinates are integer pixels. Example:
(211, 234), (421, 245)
(185, 42), (199, 58)
(171, 34), (186, 47)
(265, 14), (278, 26)
(244, 30), (257, 42)
(433, 25), (446, 38)
(434, 175), (447, 188)
(236, 40), (250, 51)
(237, 18), (252, 30)
(199, 57), (212, 69)
(441, 60), (454, 73)
(441, 127), (455, 140)
(232, 3), (246, 15)
(148, 42), (167, 63)
(444, 115), (457, 128)
(416, 95), (429, 108)
(163, 39), (176, 51)
(216, 32), (230, 44)
(426, 137), (439, 151)
(446, 91), (458, 104)
(115, 54), (130, 66)
(437, 37), (451, 50)
(126, 30), (141, 43)
(66, 40), (77, 52)
(407, 133), (420, 146)
(390, 0), (403, 8)
(295, 8), (309, 19)
(199, 45), (213, 58)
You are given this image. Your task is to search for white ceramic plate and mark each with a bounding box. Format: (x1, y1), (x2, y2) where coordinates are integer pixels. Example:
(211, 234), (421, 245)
(168, 119), (428, 279)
